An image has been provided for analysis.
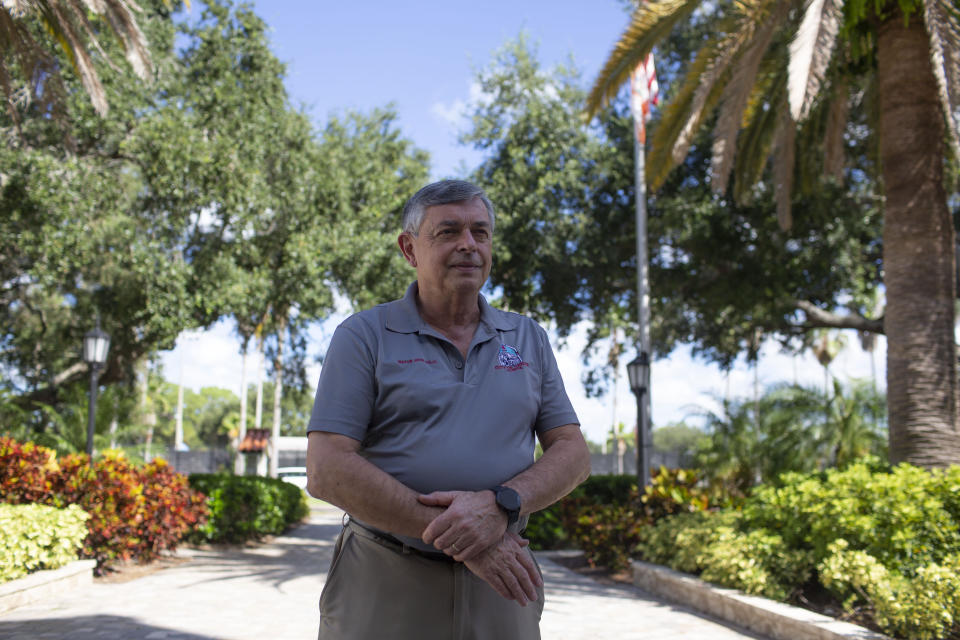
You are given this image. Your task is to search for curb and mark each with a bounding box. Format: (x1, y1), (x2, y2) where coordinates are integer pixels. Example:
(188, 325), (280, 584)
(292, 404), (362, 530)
(0, 559), (96, 615)
(632, 560), (891, 640)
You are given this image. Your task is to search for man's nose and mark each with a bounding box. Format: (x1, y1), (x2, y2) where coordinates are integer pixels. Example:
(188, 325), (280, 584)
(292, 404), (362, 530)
(456, 229), (478, 250)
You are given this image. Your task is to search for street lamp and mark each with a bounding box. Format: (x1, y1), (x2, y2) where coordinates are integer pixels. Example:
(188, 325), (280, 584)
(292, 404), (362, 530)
(83, 322), (111, 457)
(627, 351), (651, 486)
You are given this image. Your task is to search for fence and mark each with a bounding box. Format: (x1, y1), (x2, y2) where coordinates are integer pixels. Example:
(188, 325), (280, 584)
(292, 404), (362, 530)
(165, 448), (233, 475)
(163, 447), (691, 477)
(590, 450), (693, 476)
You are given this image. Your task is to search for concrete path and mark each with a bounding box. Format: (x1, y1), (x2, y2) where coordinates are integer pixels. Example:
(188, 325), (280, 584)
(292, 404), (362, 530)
(0, 506), (768, 639)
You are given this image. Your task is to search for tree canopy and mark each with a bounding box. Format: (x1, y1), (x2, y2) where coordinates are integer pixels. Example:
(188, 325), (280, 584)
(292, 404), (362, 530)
(463, 37), (882, 397)
(0, 1), (430, 448)
(587, 0), (960, 466)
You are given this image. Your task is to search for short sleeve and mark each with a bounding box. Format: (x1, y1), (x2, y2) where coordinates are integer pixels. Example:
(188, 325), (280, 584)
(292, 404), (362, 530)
(307, 320), (376, 441)
(533, 325), (580, 433)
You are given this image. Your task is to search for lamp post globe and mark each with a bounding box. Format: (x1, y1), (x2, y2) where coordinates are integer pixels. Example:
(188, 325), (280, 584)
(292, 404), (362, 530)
(83, 324), (111, 457)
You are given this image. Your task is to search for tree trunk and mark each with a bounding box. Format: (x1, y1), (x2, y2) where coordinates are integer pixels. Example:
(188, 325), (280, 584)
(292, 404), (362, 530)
(235, 338), (249, 475)
(270, 319), (286, 478)
(138, 359), (157, 462)
(878, 9), (960, 466)
(255, 337), (265, 430)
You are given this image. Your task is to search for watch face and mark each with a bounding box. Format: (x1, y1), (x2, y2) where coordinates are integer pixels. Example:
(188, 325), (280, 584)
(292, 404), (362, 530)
(498, 487), (521, 512)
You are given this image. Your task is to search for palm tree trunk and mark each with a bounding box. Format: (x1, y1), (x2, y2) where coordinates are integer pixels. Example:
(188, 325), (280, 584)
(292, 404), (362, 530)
(878, 8), (960, 466)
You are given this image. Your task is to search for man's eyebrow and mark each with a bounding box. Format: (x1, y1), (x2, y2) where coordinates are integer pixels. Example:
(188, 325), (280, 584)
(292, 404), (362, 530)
(432, 219), (491, 228)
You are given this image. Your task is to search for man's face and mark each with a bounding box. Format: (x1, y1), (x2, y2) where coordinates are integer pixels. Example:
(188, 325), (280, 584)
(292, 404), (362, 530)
(398, 197), (493, 299)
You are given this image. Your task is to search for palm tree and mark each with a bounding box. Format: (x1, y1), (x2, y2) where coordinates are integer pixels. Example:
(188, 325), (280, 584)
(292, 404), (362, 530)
(0, 0), (181, 126)
(826, 378), (887, 466)
(588, 0), (960, 467)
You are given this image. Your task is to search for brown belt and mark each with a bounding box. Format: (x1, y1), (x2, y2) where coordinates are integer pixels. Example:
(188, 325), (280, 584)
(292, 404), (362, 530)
(345, 518), (456, 564)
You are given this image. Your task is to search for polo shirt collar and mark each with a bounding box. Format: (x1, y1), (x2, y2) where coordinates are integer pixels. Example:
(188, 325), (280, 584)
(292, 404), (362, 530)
(385, 281), (519, 335)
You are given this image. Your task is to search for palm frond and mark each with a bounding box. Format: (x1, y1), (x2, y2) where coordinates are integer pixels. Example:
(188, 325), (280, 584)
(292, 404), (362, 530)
(922, 0), (960, 159)
(823, 79), (848, 180)
(2, 0), (155, 119)
(711, 0), (788, 194)
(586, 0), (702, 117)
(98, 0), (152, 79)
(772, 105), (796, 230)
(733, 58), (786, 202)
(669, 37), (740, 163)
(647, 21), (758, 191)
(46, 1), (109, 114)
(646, 40), (730, 190)
(0, 60), (22, 137)
(66, 0), (125, 75)
(0, 5), (71, 127)
(787, 0), (844, 121)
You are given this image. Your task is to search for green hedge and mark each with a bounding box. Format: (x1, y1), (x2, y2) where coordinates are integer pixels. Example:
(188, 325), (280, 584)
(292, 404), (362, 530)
(527, 474), (637, 550)
(0, 503), (90, 583)
(188, 474), (309, 544)
(638, 462), (960, 640)
(528, 469), (711, 571)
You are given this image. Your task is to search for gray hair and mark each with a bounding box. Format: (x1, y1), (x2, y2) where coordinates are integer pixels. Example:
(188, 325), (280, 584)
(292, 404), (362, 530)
(401, 180), (495, 235)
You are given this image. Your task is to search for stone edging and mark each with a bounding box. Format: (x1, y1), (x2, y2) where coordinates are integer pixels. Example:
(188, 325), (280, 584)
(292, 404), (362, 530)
(632, 560), (891, 640)
(0, 559), (96, 615)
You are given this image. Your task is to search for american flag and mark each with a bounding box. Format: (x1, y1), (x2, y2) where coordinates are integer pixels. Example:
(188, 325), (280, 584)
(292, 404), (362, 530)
(630, 53), (659, 144)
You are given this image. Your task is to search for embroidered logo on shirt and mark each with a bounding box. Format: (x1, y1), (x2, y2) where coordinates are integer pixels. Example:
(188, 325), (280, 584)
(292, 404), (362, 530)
(495, 344), (528, 371)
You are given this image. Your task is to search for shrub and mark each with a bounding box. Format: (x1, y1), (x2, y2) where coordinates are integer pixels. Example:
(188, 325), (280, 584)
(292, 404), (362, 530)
(563, 499), (646, 571)
(188, 474), (309, 544)
(741, 462), (960, 573)
(636, 461), (960, 640)
(52, 453), (208, 568)
(640, 510), (738, 574)
(639, 467), (712, 521)
(0, 503), (90, 583)
(698, 528), (813, 601)
(0, 437), (208, 573)
(524, 502), (567, 550)
(820, 540), (960, 640)
(0, 437), (60, 504)
(527, 474), (639, 551)
(531, 470), (713, 570)
(639, 509), (811, 599)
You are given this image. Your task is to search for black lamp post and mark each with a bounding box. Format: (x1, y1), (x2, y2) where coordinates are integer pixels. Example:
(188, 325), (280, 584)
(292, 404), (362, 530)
(627, 351), (651, 486)
(83, 322), (111, 457)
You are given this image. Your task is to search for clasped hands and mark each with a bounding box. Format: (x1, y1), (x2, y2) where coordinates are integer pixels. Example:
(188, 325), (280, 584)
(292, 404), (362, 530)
(418, 490), (541, 606)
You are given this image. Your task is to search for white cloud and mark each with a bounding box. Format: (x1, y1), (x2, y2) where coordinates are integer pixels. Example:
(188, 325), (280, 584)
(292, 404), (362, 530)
(429, 81), (492, 130)
(430, 98), (468, 129)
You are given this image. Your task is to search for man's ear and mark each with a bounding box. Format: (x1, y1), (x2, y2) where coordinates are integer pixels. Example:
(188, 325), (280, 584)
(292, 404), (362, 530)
(398, 233), (417, 268)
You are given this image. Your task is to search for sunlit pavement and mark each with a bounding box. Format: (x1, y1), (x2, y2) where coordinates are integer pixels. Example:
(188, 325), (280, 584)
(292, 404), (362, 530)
(0, 505), (768, 639)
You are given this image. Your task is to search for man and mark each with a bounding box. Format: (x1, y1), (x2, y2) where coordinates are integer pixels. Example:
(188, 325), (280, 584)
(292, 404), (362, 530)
(306, 179), (591, 640)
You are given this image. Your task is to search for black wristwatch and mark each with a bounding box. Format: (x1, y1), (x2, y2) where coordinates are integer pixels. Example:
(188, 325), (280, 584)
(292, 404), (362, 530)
(490, 485), (521, 526)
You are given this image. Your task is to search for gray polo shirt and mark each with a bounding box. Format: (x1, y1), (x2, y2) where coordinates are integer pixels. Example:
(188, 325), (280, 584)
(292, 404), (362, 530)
(308, 282), (579, 542)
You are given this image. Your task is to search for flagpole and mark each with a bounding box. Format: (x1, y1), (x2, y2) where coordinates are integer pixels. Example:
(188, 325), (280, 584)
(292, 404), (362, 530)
(634, 128), (653, 487)
(630, 54), (655, 487)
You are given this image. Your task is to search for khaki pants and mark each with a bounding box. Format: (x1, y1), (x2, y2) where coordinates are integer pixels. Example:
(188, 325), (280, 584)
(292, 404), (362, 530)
(318, 521), (544, 640)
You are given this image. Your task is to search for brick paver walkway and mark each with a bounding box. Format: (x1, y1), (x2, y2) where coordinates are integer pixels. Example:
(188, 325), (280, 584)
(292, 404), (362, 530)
(0, 506), (767, 639)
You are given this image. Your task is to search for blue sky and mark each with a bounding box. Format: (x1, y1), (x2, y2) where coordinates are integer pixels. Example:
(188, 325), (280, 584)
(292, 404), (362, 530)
(247, 0), (633, 177)
(162, 0), (886, 444)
